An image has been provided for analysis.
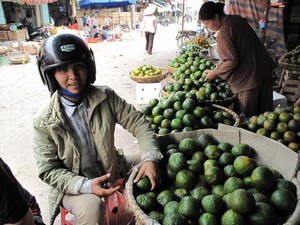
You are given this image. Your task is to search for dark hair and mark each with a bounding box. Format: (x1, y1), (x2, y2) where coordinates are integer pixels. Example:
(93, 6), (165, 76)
(199, 2), (225, 21)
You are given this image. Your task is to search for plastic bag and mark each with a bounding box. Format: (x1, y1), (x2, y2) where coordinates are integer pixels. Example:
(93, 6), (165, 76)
(105, 178), (133, 225)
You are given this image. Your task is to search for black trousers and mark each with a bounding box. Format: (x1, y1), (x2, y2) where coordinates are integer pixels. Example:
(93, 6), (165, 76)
(145, 31), (155, 54)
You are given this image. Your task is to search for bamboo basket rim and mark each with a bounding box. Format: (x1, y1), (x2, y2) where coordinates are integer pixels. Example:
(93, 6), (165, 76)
(129, 68), (168, 83)
(125, 148), (300, 225)
(205, 94), (236, 107)
(278, 57), (300, 72)
(166, 65), (178, 74)
(212, 103), (240, 127)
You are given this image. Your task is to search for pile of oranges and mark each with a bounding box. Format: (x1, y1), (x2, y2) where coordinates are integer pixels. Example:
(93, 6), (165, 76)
(190, 36), (210, 49)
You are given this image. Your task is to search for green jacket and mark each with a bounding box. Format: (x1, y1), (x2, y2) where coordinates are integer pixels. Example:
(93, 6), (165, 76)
(32, 85), (163, 224)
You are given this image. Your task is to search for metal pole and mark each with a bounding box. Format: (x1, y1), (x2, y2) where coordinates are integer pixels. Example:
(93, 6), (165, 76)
(181, 0), (185, 31)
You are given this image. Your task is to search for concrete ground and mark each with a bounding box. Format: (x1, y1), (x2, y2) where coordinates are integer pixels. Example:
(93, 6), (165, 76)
(0, 22), (190, 224)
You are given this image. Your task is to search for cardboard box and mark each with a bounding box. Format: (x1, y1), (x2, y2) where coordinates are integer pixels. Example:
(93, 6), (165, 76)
(126, 126), (300, 225)
(217, 124), (299, 181)
(157, 125), (299, 181)
(135, 81), (165, 105)
(273, 91), (287, 108)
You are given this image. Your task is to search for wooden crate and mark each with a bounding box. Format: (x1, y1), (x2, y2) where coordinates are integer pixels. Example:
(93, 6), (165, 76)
(0, 30), (26, 41)
(278, 69), (300, 103)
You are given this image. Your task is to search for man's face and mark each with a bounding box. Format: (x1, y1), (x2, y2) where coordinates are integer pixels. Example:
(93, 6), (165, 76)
(54, 62), (88, 97)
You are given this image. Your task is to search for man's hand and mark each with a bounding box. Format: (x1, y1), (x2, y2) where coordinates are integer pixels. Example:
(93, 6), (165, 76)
(91, 173), (121, 197)
(204, 69), (217, 82)
(134, 161), (159, 190)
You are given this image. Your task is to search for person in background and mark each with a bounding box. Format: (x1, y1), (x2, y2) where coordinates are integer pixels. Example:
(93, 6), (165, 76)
(104, 15), (112, 30)
(100, 25), (110, 41)
(112, 23), (122, 39)
(81, 13), (88, 27)
(90, 25), (100, 38)
(140, 6), (157, 55)
(199, 2), (276, 118)
(34, 33), (163, 225)
(90, 14), (97, 28)
(0, 158), (45, 225)
(83, 23), (90, 38)
(86, 15), (91, 28)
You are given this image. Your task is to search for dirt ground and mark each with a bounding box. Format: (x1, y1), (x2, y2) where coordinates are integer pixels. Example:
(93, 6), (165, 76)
(0, 23), (189, 224)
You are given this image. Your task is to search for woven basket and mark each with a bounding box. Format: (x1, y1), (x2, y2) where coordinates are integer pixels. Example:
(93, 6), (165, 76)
(212, 104), (240, 127)
(166, 65), (177, 74)
(160, 88), (171, 97)
(129, 69), (168, 83)
(206, 94), (236, 107)
(125, 132), (300, 225)
(165, 74), (176, 84)
(8, 53), (30, 64)
(278, 58), (300, 72)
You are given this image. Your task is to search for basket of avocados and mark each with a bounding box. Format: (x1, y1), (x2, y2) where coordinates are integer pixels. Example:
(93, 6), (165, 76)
(129, 65), (169, 83)
(278, 46), (300, 72)
(125, 128), (300, 225)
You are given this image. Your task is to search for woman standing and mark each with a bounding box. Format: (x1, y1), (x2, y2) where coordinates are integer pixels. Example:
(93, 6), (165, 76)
(141, 6), (157, 55)
(199, 2), (276, 117)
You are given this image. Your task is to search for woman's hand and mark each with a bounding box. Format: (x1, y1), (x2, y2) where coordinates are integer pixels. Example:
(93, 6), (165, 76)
(134, 161), (159, 190)
(204, 69), (217, 82)
(91, 173), (121, 197)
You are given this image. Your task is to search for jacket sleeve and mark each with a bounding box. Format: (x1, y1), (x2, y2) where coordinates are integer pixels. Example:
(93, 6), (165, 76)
(32, 109), (88, 195)
(108, 89), (163, 161)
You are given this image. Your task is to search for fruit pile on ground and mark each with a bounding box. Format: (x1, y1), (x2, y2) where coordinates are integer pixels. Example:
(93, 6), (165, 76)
(130, 65), (163, 77)
(165, 49), (233, 102)
(243, 106), (300, 152)
(167, 47), (212, 70)
(133, 134), (298, 225)
(280, 45), (300, 65)
(141, 95), (237, 135)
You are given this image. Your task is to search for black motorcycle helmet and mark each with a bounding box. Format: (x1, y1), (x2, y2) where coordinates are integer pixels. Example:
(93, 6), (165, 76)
(37, 33), (96, 95)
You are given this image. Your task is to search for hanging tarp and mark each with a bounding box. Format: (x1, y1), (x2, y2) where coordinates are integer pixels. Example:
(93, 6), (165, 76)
(224, 0), (286, 56)
(17, 0), (57, 4)
(79, 0), (136, 9)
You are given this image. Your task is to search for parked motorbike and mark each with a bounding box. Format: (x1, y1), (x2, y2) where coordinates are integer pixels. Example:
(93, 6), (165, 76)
(29, 27), (50, 42)
(158, 18), (169, 27)
(176, 25), (216, 49)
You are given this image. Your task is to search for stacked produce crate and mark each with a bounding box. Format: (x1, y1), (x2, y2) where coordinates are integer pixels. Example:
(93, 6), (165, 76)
(278, 45), (300, 104)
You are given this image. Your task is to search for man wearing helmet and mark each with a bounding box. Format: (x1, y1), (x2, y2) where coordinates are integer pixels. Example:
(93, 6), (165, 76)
(33, 33), (163, 225)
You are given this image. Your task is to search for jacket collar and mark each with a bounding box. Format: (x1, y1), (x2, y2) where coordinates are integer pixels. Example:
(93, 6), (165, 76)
(41, 85), (107, 128)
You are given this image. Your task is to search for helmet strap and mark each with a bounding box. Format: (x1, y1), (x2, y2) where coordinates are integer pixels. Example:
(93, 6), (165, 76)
(59, 86), (87, 104)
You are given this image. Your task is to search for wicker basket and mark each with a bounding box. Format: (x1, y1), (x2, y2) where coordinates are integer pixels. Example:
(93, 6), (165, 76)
(165, 74), (176, 84)
(206, 94), (236, 107)
(212, 104), (240, 127)
(278, 58), (300, 72)
(0, 47), (11, 55)
(129, 69), (168, 83)
(7, 53), (30, 64)
(125, 129), (300, 225)
(160, 88), (171, 97)
(167, 65), (177, 74)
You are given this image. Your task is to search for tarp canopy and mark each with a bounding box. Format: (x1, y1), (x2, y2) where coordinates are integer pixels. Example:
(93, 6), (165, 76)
(2, 0), (57, 4)
(149, 2), (170, 13)
(79, 0), (136, 9)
